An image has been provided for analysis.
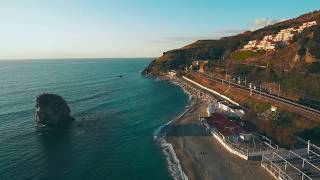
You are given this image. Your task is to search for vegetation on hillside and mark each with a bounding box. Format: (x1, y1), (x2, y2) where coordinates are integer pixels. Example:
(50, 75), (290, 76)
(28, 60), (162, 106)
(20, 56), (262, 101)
(230, 50), (266, 62)
(297, 127), (320, 145)
(296, 25), (320, 58)
(263, 110), (317, 147)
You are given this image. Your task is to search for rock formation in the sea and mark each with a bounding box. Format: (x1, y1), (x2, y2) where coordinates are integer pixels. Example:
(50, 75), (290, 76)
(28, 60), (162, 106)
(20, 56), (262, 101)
(35, 93), (74, 129)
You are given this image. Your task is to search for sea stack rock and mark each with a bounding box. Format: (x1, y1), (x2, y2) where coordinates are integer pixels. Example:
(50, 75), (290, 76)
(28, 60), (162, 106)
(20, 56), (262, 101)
(35, 93), (74, 129)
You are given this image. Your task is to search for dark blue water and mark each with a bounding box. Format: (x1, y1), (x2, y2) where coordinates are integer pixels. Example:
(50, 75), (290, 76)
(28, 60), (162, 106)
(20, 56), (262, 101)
(0, 59), (189, 180)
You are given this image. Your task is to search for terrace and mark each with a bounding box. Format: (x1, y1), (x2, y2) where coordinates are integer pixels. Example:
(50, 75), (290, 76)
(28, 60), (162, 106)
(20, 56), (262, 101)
(261, 142), (320, 180)
(203, 113), (279, 159)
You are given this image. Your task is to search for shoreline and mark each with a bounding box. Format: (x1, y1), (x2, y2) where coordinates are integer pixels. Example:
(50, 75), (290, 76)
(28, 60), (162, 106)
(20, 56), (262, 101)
(160, 77), (271, 180)
(154, 97), (196, 180)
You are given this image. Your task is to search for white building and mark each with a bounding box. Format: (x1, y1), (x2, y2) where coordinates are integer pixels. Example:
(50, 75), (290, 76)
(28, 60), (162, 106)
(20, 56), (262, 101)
(298, 21), (317, 33)
(243, 21), (317, 51)
(280, 28), (295, 33)
(265, 44), (276, 51)
(168, 70), (177, 78)
(217, 101), (246, 118)
(243, 40), (258, 50)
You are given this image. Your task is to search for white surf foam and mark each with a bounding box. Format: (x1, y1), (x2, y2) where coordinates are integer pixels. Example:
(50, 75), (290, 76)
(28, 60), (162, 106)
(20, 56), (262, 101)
(154, 100), (195, 180)
(155, 136), (188, 180)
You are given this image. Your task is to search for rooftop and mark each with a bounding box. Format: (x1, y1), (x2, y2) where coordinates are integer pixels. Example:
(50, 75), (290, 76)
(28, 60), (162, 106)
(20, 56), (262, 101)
(205, 113), (247, 137)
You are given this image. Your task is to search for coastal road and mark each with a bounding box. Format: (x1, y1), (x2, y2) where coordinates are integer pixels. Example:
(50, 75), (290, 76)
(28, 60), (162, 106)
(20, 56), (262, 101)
(194, 72), (320, 120)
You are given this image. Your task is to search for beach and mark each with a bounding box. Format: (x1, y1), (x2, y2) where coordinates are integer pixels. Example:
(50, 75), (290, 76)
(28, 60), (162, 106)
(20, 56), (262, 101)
(165, 77), (271, 180)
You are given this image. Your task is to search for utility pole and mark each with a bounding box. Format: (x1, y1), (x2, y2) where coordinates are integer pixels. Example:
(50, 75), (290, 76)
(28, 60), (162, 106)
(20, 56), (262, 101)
(244, 77), (247, 87)
(260, 85), (262, 98)
(229, 77), (231, 89)
(278, 84), (281, 97)
(225, 72), (228, 81)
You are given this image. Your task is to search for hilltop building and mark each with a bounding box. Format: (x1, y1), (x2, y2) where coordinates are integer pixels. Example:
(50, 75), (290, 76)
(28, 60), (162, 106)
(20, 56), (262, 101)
(298, 21), (317, 33)
(243, 21), (317, 51)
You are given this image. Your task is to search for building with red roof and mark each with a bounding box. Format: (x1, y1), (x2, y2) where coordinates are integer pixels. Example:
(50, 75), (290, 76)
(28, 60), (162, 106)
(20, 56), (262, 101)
(204, 113), (247, 138)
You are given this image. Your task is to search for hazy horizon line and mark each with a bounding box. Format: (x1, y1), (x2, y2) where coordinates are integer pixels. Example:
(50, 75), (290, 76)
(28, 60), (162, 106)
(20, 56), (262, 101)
(0, 57), (156, 61)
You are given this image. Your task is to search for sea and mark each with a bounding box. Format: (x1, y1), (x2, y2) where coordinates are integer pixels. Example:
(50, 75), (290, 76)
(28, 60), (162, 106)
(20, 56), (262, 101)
(0, 59), (190, 180)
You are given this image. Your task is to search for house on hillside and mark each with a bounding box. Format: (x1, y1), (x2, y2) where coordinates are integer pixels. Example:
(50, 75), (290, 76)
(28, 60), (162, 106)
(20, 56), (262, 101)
(257, 37), (276, 51)
(191, 60), (208, 73)
(243, 21), (317, 52)
(298, 21), (317, 33)
(243, 40), (258, 50)
(168, 70), (177, 78)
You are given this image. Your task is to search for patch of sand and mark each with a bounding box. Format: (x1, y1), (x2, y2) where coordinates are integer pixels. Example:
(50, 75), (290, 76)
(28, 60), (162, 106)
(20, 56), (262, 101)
(166, 100), (272, 180)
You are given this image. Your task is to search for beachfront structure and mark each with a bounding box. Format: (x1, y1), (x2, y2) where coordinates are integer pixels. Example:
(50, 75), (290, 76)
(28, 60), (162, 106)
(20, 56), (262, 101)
(261, 141), (320, 180)
(243, 21), (317, 51)
(216, 101), (246, 118)
(207, 101), (246, 118)
(205, 113), (247, 140)
(201, 113), (279, 160)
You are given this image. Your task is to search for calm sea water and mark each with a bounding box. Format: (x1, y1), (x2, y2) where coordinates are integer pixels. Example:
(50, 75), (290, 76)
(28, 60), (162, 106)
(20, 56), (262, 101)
(0, 59), (189, 180)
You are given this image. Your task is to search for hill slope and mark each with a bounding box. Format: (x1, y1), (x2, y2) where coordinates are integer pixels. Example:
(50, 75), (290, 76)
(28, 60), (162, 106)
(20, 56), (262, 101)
(143, 10), (320, 75)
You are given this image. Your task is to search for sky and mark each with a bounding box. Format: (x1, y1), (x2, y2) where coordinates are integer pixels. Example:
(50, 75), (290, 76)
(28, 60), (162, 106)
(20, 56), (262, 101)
(0, 0), (319, 60)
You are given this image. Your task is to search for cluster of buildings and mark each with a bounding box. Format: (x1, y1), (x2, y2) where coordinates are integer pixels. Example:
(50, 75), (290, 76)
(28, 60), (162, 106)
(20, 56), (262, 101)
(243, 21), (317, 51)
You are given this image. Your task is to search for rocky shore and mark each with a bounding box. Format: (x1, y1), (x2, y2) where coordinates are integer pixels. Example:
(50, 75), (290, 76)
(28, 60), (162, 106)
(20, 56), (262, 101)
(170, 77), (215, 103)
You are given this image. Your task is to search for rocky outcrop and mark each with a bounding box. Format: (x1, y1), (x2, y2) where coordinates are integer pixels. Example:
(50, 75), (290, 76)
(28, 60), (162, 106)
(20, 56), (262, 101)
(35, 93), (74, 129)
(305, 48), (316, 63)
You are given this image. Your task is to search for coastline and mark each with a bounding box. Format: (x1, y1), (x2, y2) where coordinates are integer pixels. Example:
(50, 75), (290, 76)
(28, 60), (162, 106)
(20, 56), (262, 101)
(158, 77), (271, 180)
(154, 96), (196, 180)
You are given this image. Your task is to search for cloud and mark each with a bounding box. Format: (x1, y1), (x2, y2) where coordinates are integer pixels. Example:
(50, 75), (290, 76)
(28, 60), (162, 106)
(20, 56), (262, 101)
(152, 29), (245, 45)
(250, 18), (285, 31)
(148, 18), (287, 46)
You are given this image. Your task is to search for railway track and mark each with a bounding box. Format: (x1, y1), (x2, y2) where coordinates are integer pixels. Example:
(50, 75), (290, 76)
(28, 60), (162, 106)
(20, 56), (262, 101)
(196, 72), (320, 119)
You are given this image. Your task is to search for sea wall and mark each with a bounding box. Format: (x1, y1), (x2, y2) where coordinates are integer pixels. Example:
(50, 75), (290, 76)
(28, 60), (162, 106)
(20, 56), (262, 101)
(212, 131), (249, 160)
(182, 76), (239, 106)
(203, 123), (249, 160)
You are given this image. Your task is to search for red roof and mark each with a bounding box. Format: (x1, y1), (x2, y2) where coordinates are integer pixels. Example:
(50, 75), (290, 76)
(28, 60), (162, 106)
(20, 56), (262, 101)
(205, 113), (246, 137)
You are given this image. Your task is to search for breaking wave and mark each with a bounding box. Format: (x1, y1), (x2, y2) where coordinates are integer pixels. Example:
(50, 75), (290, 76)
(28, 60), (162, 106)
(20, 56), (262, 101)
(154, 99), (196, 180)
